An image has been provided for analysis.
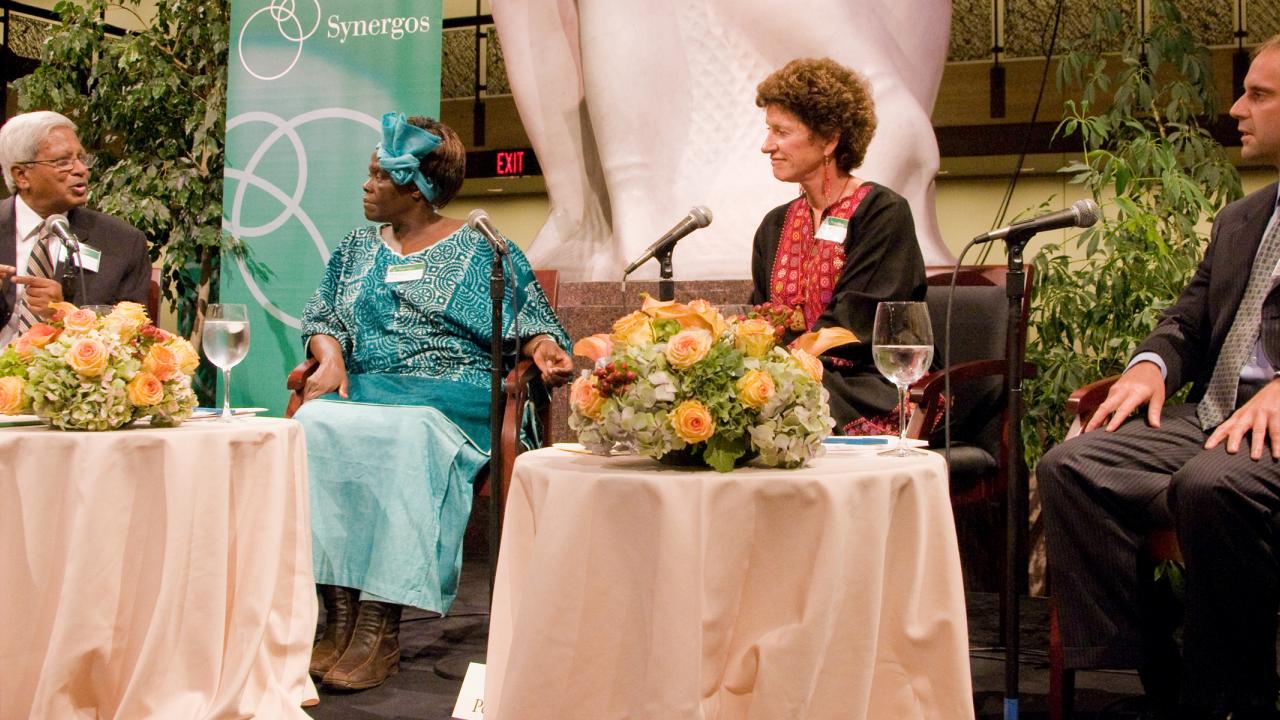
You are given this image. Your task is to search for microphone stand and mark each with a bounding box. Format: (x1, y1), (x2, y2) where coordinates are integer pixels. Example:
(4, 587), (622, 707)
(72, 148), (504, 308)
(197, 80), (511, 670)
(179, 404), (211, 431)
(656, 244), (675, 302)
(487, 249), (506, 598)
(999, 228), (1032, 720)
(59, 237), (87, 305)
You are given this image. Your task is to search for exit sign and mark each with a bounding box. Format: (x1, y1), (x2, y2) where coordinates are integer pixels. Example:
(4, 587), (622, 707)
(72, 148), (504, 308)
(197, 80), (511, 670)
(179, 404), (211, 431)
(466, 148), (542, 179)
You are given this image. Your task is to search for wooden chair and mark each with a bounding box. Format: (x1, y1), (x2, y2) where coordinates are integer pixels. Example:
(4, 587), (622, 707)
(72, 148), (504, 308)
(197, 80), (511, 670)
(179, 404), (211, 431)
(1046, 374), (1182, 720)
(906, 264), (1035, 593)
(284, 269), (561, 509)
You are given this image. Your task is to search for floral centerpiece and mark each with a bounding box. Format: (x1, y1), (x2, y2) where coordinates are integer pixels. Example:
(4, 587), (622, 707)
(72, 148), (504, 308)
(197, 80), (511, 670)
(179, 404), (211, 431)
(0, 301), (199, 430)
(569, 296), (856, 471)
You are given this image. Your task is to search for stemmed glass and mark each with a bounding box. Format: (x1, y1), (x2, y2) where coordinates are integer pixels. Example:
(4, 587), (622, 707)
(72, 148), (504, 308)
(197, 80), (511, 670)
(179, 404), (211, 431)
(203, 304), (251, 421)
(871, 301), (934, 456)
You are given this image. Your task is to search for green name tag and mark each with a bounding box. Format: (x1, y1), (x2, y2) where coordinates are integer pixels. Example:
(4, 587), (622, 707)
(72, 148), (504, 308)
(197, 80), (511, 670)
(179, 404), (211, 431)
(385, 261), (425, 283)
(57, 242), (103, 272)
(815, 216), (849, 242)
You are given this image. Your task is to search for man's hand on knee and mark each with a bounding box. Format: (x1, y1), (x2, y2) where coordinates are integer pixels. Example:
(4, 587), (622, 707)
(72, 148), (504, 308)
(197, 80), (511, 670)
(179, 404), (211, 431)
(1086, 361), (1166, 433)
(1205, 379), (1280, 460)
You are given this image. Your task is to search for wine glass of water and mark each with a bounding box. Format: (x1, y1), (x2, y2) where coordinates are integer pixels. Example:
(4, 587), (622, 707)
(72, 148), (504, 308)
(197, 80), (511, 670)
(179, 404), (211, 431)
(204, 304), (250, 421)
(872, 301), (934, 456)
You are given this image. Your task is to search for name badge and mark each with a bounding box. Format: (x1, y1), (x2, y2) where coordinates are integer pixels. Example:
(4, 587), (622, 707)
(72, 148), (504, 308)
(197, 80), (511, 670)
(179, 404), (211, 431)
(386, 261), (425, 283)
(815, 216), (848, 243)
(56, 242), (103, 273)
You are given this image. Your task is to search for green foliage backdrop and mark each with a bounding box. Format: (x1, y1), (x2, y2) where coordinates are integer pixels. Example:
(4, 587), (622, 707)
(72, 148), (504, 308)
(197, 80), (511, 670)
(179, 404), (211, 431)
(1022, 0), (1243, 468)
(13, 0), (232, 402)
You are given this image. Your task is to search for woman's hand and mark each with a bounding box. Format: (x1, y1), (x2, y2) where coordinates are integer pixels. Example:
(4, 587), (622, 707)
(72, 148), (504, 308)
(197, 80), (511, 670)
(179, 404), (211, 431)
(526, 335), (574, 388)
(303, 335), (350, 401)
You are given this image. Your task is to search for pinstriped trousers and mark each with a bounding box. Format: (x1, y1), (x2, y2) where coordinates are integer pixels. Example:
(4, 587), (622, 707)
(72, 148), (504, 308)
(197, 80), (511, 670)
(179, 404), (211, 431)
(1038, 403), (1280, 711)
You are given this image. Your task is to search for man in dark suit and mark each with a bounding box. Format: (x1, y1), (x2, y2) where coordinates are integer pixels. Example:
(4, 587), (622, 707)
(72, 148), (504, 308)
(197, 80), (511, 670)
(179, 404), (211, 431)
(1039, 37), (1280, 719)
(0, 111), (150, 346)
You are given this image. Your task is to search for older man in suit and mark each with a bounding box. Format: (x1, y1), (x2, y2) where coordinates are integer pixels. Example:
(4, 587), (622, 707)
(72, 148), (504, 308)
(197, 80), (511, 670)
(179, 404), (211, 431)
(1039, 37), (1280, 719)
(0, 111), (150, 346)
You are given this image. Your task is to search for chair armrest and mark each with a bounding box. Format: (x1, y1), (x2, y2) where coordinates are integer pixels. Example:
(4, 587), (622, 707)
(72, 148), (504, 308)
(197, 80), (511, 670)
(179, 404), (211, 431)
(497, 359), (544, 506)
(1066, 375), (1120, 425)
(907, 359), (1037, 439)
(284, 357), (319, 418)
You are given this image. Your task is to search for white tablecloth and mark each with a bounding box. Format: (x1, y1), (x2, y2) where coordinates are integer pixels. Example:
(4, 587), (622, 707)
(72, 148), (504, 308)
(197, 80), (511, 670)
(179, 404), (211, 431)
(0, 417), (318, 719)
(486, 447), (973, 720)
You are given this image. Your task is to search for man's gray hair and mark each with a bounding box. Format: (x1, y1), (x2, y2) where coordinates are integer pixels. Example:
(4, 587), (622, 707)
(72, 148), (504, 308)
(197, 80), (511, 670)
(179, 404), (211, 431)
(0, 111), (77, 193)
(1257, 34), (1280, 58)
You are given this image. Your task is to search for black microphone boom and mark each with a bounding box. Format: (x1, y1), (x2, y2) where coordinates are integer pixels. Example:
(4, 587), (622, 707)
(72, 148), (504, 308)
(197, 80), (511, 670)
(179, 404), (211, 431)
(45, 213), (87, 304)
(466, 209), (509, 256)
(622, 206), (713, 276)
(975, 198), (1100, 243)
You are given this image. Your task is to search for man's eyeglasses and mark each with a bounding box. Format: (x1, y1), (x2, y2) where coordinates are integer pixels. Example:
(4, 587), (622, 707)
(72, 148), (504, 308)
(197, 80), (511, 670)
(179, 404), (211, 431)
(17, 153), (96, 172)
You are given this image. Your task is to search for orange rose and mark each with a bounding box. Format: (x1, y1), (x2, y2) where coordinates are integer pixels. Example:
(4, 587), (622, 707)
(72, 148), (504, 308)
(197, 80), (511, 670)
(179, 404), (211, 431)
(736, 369), (776, 410)
(670, 399), (715, 444)
(169, 337), (200, 374)
(0, 376), (26, 415)
(734, 317), (776, 358)
(790, 347), (824, 382)
(62, 308), (98, 333)
(65, 338), (109, 377)
(569, 375), (607, 419)
(573, 334), (614, 363)
(126, 371), (165, 406)
(611, 310), (654, 346)
(686, 299), (728, 335)
(143, 344), (180, 381)
(664, 328), (713, 369)
(22, 323), (61, 348)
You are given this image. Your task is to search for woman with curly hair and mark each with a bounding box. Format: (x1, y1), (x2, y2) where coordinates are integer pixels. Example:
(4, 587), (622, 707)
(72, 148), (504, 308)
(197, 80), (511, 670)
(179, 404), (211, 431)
(750, 57), (928, 433)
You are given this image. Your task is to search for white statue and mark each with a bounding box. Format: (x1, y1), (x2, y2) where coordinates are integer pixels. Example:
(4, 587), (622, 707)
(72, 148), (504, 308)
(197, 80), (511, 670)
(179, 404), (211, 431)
(493, 0), (952, 280)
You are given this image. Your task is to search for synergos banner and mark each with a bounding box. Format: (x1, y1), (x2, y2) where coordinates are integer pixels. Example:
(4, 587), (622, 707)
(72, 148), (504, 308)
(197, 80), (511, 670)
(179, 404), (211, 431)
(221, 0), (442, 414)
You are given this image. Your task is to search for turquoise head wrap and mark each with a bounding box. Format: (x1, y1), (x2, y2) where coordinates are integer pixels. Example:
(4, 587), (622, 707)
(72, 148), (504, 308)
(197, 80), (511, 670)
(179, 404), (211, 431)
(375, 112), (443, 203)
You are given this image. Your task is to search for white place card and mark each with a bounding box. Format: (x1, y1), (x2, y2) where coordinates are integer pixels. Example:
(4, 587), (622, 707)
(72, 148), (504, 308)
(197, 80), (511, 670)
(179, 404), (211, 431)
(452, 662), (486, 719)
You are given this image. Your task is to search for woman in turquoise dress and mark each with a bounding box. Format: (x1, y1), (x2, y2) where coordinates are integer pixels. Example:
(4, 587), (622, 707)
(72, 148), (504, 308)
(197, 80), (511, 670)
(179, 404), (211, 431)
(294, 112), (573, 691)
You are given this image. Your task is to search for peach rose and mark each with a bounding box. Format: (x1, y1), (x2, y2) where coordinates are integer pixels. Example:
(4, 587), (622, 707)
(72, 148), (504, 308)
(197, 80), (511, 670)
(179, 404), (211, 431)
(569, 375), (607, 419)
(734, 317), (776, 358)
(48, 301), (78, 322)
(105, 302), (148, 339)
(126, 371), (165, 406)
(66, 338), (109, 377)
(62, 308), (98, 333)
(143, 344), (180, 381)
(611, 310), (654, 346)
(573, 334), (614, 363)
(790, 347), (824, 382)
(664, 328), (713, 369)
(169, 338), (200, 374)
(670, 399), (715, 444)
(736, 369), (776, 410)
(11, 338), (34, 361)
(0, 376), (26, 415)
(22, 323), (61, 348)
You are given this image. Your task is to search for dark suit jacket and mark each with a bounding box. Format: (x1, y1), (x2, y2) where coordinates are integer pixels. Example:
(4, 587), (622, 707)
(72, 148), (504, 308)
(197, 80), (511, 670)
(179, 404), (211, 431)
(0, 196), (151, 326)
(1134, 181), (1280, 401)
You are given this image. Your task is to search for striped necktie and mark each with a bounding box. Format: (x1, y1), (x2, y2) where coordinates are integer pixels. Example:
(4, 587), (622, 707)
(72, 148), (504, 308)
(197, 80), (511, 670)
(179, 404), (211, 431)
(1197, 202), (1280, 429)
(15, 225), (55, 332)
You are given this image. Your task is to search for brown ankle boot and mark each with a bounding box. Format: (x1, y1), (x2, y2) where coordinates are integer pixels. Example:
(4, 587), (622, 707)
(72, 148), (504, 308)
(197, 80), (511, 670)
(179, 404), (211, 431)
(322, 601), (402, 691)
(309, 585), (358, 680)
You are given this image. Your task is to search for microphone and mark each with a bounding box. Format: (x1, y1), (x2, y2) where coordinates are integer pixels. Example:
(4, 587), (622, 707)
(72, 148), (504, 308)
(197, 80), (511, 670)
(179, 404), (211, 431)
(46, 214), (88, 303)
(975, 199), (1100, 243)
(467, 209), (509, 256)
(622, 206), (713, 276)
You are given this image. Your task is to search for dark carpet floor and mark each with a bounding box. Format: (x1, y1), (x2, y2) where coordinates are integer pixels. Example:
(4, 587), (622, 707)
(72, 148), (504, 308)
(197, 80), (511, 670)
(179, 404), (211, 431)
(303, 561), (1156, 720)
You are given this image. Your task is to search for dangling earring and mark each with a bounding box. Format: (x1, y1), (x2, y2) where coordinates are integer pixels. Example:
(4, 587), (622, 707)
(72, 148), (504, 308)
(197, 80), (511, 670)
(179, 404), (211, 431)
(821, 155), (833, 207)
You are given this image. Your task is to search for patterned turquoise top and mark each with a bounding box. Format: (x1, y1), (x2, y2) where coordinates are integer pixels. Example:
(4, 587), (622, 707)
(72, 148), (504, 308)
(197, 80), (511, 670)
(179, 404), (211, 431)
(301, 224), (569, 390)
